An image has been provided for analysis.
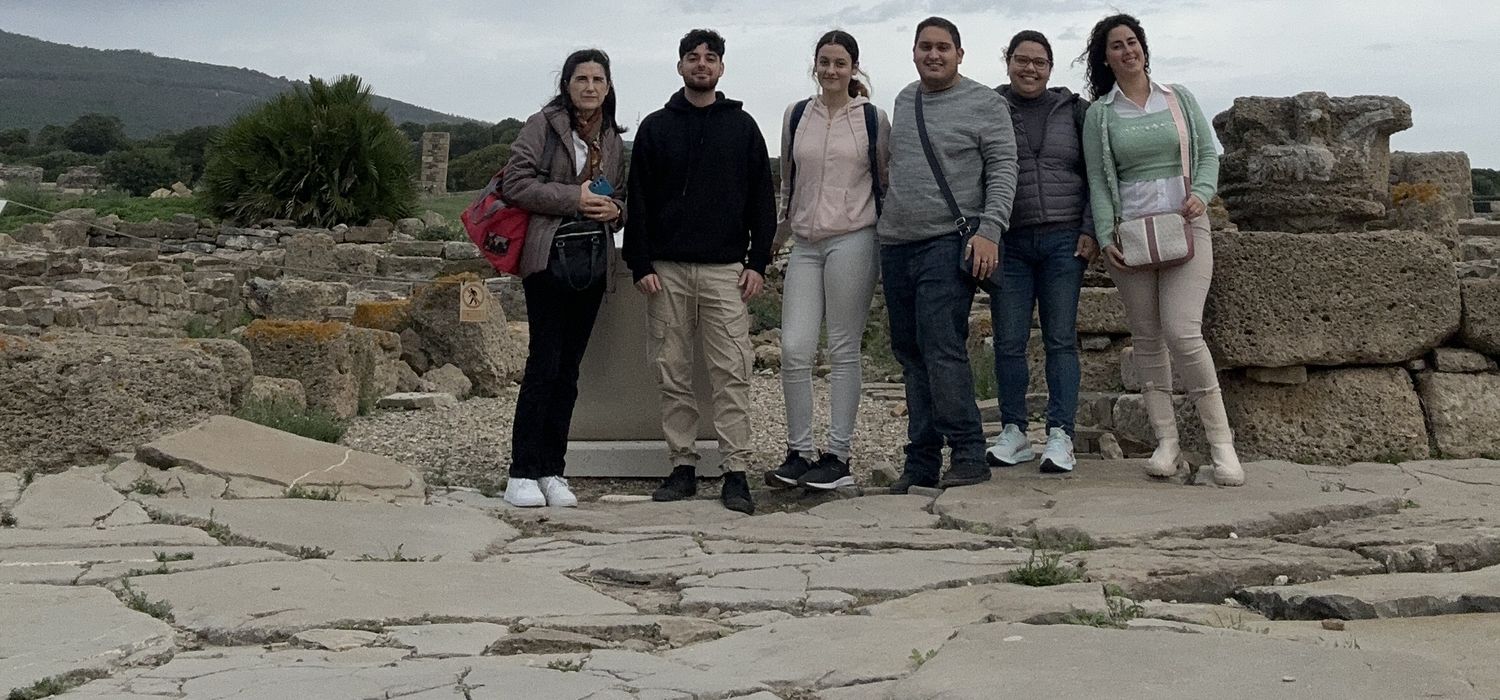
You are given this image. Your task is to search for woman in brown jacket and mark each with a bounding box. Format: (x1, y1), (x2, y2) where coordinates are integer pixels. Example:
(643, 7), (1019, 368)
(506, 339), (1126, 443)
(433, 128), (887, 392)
(500, 49), (627, 507)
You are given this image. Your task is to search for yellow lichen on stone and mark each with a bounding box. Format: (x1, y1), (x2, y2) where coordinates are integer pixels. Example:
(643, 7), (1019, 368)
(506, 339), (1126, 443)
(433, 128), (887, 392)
(242, 319), (348, 343)
(1392, 181), (1443, 207)
(352, 300), (411, 333)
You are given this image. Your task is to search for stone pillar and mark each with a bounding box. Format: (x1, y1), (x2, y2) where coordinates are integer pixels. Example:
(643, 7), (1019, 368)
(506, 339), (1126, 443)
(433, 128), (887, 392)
(419, 132), (450, 196)
(1213, 92), (1412, 232)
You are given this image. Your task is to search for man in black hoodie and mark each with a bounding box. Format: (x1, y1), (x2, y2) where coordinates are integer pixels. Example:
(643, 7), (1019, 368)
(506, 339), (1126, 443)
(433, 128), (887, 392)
(625, 28), (776, 514)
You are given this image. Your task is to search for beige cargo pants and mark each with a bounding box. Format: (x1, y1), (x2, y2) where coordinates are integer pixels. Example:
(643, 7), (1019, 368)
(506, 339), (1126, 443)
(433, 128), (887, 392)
(646, 261), (754, 473)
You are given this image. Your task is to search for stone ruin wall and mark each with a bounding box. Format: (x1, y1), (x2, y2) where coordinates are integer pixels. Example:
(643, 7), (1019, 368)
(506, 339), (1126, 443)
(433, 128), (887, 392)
(5, 91), (1500, 469)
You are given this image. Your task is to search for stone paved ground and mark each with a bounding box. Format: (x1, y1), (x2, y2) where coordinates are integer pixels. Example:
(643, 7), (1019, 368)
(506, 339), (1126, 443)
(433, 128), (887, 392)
(2, 424), (1499, 699)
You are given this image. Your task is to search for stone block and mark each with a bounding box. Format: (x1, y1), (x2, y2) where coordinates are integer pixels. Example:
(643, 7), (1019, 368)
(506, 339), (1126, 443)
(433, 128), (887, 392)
(378, 255), (446, 280)
(1431, 347), (1496, 373)
(376, 392), (457, 410)
(1459, 218), (1500, 238)
(408, 274), (524, 396)
(247, 376), (307, 411)
(444, 241), (480, 260)
(1075, 286), (1128, 334)
(1205, 230), (1459, 368)
(240, 320), (360, 418)
(1460, 236), (1500, 262)
(388, 240), (445, 257)
(283, 231), (339, 282)
(0, 333), (242, 472)
(421, 363), (472, 399)
(1461, 279), (1500, 354)
(1417, 372), (1500, 458)
(395, 218), (425, 237)
(333, 243), (378, 279)
(351, 299), (411, 333)
(1391, 151), (1474, 219)
(1225, 367), (1429, 463)
(344, 225), (391, 244)
(260, 279), (349, 321)
(1214, 92), (1412, 232)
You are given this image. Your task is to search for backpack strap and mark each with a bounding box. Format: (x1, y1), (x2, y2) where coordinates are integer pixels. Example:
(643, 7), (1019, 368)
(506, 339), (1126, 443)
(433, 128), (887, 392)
(864, 103), (882, 216)
(784, 98), (812, 211)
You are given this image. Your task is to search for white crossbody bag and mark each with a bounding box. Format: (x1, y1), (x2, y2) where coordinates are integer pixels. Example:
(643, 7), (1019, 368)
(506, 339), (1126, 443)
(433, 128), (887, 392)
(1108, 89), (1195, 270)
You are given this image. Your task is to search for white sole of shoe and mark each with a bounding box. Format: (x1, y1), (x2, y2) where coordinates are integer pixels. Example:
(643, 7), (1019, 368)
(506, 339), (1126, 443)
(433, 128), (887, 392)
(986, 448), (1035, 467)
(504, 497), (545, 508)
(801, 475), (856, 490)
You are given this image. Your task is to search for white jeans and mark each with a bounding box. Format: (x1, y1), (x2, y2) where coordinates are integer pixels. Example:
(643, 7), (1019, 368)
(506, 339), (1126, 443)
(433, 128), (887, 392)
(780, 227), (879, 460)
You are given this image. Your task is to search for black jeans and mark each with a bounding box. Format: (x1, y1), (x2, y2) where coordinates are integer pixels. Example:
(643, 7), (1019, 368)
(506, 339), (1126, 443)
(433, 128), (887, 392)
(509, 262), (605, 479)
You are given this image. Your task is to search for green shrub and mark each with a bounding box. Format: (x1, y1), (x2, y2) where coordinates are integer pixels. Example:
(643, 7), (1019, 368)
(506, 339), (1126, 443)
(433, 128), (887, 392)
(62, 113), (128, 155)
(202, 74), (417, 227)
(233, 398), (346, 443)
(102, 148), (180, 196)
(24, 150), (100, 180)
(447, 142), (510, 192)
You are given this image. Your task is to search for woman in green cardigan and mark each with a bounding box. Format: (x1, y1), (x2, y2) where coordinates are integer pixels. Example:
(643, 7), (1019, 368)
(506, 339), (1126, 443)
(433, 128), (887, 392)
(1079, 13), (1243, 486)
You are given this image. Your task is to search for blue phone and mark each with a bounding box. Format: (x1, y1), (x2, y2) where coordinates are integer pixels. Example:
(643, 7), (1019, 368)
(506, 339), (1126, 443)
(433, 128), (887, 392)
(589, 176), (614, 197)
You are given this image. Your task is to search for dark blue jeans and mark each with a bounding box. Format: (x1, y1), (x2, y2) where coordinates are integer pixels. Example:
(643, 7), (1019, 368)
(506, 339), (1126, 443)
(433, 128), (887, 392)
(881, 233), (984, 479)
(990, 223), (1086, 436)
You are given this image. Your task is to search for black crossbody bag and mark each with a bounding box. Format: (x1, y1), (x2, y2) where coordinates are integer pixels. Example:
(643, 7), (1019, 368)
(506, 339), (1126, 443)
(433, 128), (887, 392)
(914, 89), (1001, 292)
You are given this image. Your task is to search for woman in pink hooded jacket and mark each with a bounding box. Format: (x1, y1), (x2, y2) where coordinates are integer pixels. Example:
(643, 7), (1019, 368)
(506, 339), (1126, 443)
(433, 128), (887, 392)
(765, 30), (890, 491)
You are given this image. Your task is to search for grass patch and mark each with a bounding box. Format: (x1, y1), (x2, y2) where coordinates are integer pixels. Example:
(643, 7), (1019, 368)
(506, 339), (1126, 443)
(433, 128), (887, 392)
(6, 670), (110, 700)
(285, 484), (341, 501)
(129, 476), (165, 496)
(970, 341), (996, 401)
(233, 398), (346, 443)
(117, 579), (174, 621)
(419, 192), (476, 227)
(0, 186), (207, 234)
(155, 551), (195, 562)
(415, 224), (464, 242)
(1064, 586), (1145, 629)
(545, 658), (585, 672)
(125, 563), (172, 577)
(1006, 539), (1086, 587)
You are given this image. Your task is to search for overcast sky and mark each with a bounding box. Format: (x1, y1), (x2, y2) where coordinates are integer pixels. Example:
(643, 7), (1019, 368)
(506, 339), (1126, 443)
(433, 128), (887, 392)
(6, 0), (1499, 167)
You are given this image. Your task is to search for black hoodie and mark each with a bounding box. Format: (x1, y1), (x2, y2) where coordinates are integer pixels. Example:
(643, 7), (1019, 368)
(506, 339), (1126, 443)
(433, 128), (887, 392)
(624, 90), (777, 282)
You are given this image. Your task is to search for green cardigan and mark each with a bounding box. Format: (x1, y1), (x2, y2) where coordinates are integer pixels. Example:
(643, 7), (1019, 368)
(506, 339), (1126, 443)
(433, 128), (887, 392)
(1082, 83), (1220, 248)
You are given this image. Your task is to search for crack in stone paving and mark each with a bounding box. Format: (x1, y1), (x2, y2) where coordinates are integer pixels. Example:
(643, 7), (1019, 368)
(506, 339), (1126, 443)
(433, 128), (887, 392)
(1407, 466), (1500, 487)
(287, 448), (356, 488)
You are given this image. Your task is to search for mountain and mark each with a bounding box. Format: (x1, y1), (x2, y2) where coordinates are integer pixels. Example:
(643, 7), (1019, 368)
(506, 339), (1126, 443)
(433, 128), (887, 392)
(0, 30), (476, 137)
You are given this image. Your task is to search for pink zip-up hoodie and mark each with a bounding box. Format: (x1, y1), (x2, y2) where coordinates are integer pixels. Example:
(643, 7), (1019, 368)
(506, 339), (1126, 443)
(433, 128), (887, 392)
(776, 95), (891, 245)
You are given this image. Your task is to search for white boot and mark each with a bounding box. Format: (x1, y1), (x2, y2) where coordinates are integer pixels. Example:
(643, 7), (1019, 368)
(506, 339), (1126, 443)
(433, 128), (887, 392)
(1196, 390), (1244, 487)
(1143, 390), (1186, 478)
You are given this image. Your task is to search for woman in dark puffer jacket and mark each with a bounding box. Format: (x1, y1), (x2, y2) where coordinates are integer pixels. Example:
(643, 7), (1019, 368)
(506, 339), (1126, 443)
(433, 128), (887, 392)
(984, 30), (1097, 475)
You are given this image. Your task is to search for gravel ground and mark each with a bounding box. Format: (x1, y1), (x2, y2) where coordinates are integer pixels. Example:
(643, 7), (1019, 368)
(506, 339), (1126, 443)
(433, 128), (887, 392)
(342, 372), (915, 500)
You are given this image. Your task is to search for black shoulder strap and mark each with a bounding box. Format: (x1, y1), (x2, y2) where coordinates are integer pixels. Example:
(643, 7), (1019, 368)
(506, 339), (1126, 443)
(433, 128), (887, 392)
(785, 98), (811, 208)
(914, 90), (966, 229)
(864, 103), (882, 216)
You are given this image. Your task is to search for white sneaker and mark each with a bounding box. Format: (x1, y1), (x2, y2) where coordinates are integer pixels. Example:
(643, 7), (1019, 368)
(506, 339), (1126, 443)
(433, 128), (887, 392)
(1039, 428), (1076, 474)
(986, 424), (1035, 466)
(538, 476), (578, 507)
(503, 478), (545, 507)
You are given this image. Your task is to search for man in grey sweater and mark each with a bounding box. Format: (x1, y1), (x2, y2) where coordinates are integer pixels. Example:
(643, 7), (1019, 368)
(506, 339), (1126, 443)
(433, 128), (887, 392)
(878, 16), (1018, 492)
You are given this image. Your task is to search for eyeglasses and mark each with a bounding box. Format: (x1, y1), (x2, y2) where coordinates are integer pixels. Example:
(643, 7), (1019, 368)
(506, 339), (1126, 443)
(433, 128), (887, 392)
(1009, 56), (1052, 70)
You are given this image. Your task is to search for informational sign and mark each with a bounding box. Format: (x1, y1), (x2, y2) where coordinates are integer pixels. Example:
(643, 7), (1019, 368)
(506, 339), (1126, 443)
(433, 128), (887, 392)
(458, 280), (488, 323)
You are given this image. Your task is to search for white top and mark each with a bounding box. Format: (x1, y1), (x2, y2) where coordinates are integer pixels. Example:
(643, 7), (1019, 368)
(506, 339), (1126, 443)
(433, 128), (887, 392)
(1103, 81), (1188, 221)
(571, 132), (587, 177)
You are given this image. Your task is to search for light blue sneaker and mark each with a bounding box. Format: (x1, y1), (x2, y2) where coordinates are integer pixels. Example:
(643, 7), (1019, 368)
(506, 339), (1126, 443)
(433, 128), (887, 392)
(1040, 428), (1076, 473)
(986, 424), (1034, 467)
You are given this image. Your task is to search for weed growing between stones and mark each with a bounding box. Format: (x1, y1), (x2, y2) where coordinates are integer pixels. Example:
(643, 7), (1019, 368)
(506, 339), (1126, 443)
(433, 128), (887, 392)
(909, 648), (939, 668)
(130, 476), (165, 496)
(545, 659), (586, 672)
(117, 579), (174, 622)
(356, 544), (424, 562)
(1064, 585), (1145, 629)
(183, 315), (229, 339)
(233, 398), (346, 443)
(1006, 539), (1086, 587)
(0, 509), (15, 528)
(1211, 610), (1269, 634)
(285, 484), (341, 501)
(6, 669), (110, 700)
(415, 224), (464, 242)
(295, 546), (332, 559)
(125, 563), (172, 577)
(155, 551), (194, 562)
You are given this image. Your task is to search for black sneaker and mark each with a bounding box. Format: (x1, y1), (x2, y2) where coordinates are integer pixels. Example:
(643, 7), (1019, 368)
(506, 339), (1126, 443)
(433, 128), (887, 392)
(652, 465), (698, 502)
(890, 470), (939, 495)
(799, 453), (855, 490)
(721, 471), (755, 514)
(940, 462), (992, 488)
(765, 450), (814, 488)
